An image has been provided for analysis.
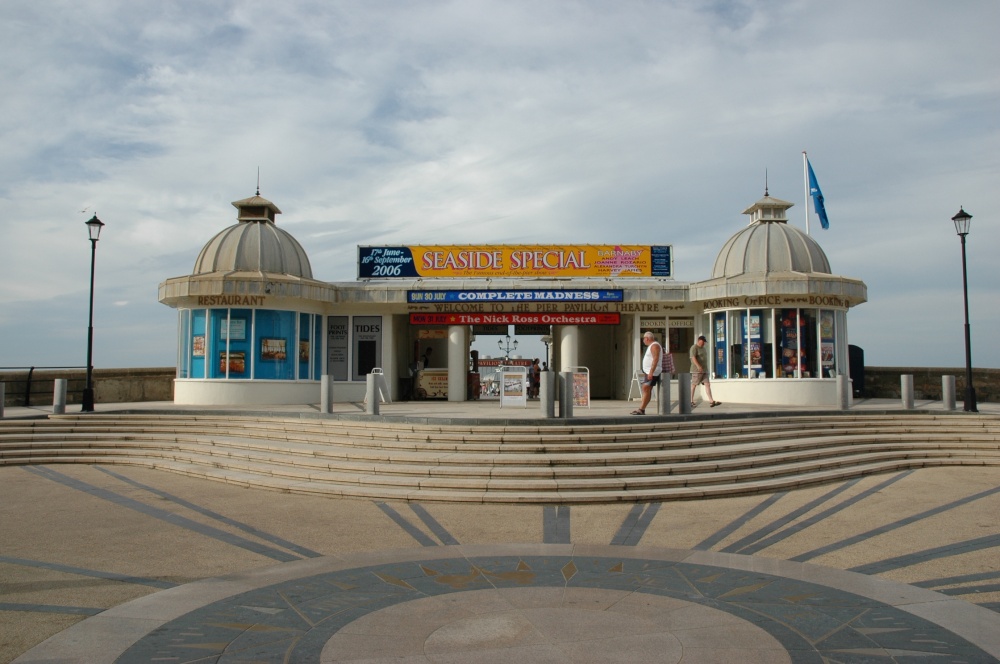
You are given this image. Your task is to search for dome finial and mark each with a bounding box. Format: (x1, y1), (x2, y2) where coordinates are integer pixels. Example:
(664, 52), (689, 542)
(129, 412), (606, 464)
(256, 167), (261, 196)
(764, 168), (769, 197)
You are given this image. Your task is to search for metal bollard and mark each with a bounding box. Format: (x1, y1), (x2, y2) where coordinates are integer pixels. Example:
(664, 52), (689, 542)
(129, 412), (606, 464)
(539, 371), (556, 418)
(658, 374), (671, 414)
(901, 374), (914, 410)
(837, 374), (850, 411)
(942, 375), (956, 411)
(678, 374), (692, 414)
(321, 375), (333, 414)
(559, 371), (574, 419)
(366, 374), (380, 415)
(53, 379), (68, 415)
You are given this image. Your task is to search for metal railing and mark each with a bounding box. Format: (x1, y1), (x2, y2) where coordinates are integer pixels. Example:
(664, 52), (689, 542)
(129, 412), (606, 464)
(0, 366), (86, 407)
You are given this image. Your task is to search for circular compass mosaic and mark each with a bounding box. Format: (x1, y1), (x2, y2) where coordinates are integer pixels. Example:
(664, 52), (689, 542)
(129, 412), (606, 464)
(111, 551), (999, 663)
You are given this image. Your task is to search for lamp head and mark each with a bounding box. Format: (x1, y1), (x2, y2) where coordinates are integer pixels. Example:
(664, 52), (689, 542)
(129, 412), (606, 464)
(85, 214), (105, 241)
(952, 207), (972, 237)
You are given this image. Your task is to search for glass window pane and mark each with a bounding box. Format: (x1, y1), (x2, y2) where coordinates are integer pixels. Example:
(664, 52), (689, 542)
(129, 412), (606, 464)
(211, 309), (250, 379)
(299, 313), (311, 380)
(778, 309), (804, 378)
(178, 309), (191, 379)
(313, 315), (323, 379)
(255, 310), (295, 380)
(819, 310), (836, 377)
(191, 309), (207, 379)
(712, 312), (728, 378)
(727, 313), (742, 377)
(800, 310), (818, 378)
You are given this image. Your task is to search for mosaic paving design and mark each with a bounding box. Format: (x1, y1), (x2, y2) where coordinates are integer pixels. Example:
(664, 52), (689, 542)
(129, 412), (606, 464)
(116, 555), (997, 663)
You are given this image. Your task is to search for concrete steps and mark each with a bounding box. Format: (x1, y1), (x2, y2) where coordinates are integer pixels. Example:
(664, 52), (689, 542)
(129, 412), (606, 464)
(1, 412), (998, 503)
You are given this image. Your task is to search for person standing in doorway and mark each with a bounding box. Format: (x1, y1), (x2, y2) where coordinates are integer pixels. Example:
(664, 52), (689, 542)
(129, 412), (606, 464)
(421, 347), (433, 369)
(631, 331), (662, 415)
(689, 335), (721, 408)
(530, 358), (541, 399)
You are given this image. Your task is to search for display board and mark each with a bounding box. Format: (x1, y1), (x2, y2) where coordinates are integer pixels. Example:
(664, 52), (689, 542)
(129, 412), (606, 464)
(499, 368), (528, 408)
(327, 316), (349, 381)
(416, 369), (449, 399)
(569, 367), (591, 408)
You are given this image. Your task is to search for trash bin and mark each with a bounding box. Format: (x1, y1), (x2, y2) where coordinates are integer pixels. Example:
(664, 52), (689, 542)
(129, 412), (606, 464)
(467, 373), (481, 400)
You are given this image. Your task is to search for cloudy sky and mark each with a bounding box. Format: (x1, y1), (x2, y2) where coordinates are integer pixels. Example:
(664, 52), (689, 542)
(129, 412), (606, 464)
(1, 0), (997, 371)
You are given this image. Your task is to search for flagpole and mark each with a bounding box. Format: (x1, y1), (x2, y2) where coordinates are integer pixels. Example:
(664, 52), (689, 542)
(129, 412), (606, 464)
(802, 151), (810, 235)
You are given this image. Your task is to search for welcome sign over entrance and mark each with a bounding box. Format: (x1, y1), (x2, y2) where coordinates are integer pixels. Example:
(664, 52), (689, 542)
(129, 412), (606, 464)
(358, 245), (672, 279)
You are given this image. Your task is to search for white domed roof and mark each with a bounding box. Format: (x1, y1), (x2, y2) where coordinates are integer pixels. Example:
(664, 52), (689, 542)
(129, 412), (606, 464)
(711, 195), (831, 278)
(192, 194), (313, 278)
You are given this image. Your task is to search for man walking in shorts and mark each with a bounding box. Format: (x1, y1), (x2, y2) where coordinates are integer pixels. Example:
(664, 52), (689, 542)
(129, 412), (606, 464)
(689, 335), (721, 408)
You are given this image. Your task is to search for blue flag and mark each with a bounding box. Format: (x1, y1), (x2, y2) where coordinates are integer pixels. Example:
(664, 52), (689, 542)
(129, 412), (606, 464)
(807, 158), (830, 229)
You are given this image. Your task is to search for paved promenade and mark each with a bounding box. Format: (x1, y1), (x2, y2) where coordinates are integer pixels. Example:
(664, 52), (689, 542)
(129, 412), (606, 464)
(2, 398), (999, 662)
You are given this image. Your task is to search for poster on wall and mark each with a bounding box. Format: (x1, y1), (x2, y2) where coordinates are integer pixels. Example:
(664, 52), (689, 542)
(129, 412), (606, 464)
(747, 314), (762, 370)
(821, 343), (835, 364)
(327, 316), (349, 381)
(820, 311), (835, 371)
(261, 338), (287, 361)
(353, 316), (383, 381)
(780, 310), (805, 377)
(219, 318), (246, 341)
(220, 351), (246, 375)
(192, 335), (205, 357)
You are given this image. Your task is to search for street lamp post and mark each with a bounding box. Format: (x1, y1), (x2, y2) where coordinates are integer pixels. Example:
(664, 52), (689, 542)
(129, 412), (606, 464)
(951, 207), (977, 413)
(81, 214), (105, 412)
(498, 334), (518, 362)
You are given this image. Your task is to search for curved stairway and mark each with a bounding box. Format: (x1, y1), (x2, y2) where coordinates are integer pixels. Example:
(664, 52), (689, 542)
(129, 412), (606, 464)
(2, 412), (999, 503)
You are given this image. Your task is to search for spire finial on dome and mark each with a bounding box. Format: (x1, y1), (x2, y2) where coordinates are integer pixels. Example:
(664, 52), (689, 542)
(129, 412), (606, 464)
(256, 167), (260, 196)
(764, 169), (769, 197)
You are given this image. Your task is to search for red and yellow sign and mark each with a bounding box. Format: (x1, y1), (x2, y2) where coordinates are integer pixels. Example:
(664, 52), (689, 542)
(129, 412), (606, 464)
(410, 313), (620, 326)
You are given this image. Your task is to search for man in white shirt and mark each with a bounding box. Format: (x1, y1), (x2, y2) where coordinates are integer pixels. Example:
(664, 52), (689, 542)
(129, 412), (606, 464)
(631, 331), (663, 415)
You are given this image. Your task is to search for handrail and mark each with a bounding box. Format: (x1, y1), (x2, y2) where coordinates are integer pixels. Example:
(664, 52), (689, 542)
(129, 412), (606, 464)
(0, 366), (86, 370)
(0, 366), (87, 407)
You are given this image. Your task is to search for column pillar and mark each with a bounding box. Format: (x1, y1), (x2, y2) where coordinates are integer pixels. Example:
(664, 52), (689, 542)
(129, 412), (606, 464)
(448, 325), (468, 402)
(557, 325), (579, 372)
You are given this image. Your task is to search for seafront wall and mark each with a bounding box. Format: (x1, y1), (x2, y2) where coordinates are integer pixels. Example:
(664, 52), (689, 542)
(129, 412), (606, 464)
(1, 368), (175, 408)
(863, 367), (998, 404)
(1, 366), (997, 407)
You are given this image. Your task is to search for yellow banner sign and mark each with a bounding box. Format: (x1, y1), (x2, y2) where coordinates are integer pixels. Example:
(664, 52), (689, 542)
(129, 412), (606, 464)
(357, 245), (672, 279)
